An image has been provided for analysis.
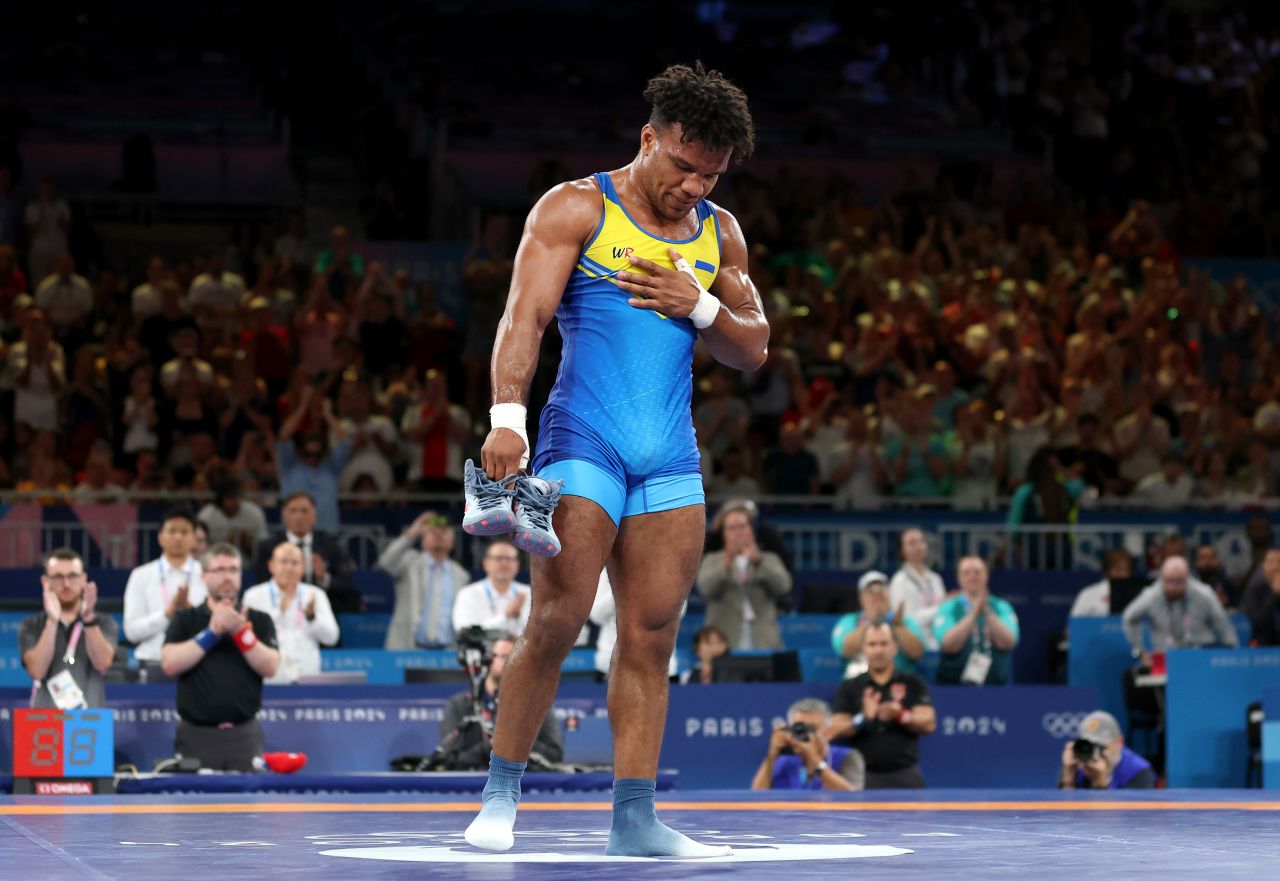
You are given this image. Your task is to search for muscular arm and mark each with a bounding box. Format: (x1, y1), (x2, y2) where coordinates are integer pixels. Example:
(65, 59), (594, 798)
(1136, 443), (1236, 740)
(483, 180), (600, 477)
(490, 182), (599, 407)
(702, 209), (769, 372)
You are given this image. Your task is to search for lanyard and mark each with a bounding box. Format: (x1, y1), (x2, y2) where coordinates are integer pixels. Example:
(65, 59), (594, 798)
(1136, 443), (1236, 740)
(62, 621), (84, 666)
(268, 580), (307, 630)
(904, 568), (938, 604)
(158, 558), (191, 606)
(484, 581), (519, 618)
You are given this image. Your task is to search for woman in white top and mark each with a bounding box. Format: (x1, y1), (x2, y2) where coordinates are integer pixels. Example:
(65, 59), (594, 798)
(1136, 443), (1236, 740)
(243, 541), (339, 684)
(887, 528), (949, 650)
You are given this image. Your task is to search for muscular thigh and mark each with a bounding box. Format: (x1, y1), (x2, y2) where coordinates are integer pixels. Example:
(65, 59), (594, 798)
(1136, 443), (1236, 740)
(530, 494), (617, 616)
(608, 504), (705, 628)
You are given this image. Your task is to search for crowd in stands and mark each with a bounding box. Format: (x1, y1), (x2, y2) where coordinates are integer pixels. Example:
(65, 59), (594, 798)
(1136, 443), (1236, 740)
(5, 170), (1280, 520)
(0, 5), (1277, 522)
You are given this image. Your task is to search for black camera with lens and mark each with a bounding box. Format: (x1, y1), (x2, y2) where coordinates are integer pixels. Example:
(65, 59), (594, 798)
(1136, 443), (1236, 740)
(779, 721), (816, 754)
(1072, 738), (1102, 762)
(455, 625), (491, 672)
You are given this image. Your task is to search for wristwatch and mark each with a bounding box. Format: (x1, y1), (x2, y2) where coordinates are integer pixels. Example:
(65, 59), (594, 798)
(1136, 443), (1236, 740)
(813, 760), (829, 774)
(81, 617), (100, 627)
(852, 712), (866, 731)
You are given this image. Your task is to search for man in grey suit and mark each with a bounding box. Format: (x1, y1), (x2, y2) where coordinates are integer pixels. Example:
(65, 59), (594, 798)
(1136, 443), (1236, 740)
(379, 511), (471, 649)
(1122, 555), (1238, 664)
(696, 505), (792, 650)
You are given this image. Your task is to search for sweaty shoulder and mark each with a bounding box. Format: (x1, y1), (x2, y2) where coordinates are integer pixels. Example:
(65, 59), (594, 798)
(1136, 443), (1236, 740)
(712, 204), (748, 254)
(528, 177), (605, 250)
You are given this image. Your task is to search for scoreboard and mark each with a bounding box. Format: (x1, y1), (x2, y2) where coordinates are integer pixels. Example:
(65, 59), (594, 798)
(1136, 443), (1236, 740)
(12, 709), (114, 794)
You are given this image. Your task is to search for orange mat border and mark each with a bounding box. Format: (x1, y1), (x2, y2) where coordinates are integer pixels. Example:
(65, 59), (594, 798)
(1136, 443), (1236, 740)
(1, 799), (1278, 816)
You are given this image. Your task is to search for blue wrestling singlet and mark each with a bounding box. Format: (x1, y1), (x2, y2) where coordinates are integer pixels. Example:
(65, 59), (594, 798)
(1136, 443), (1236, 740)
(530, 171), (723, 526)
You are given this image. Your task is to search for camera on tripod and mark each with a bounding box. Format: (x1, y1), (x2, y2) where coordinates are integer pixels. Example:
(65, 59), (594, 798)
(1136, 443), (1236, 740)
(456, 625), (492, 678)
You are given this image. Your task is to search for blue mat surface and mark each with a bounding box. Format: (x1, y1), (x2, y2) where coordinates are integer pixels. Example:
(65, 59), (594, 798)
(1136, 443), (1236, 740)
(0, 789), (1275, 880)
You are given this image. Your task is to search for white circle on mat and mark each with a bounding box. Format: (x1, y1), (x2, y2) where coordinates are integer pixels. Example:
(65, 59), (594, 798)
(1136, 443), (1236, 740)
(321, 843), (913, 863)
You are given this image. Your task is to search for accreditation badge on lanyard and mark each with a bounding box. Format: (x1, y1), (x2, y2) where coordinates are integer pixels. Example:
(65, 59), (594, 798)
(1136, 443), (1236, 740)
(960, 607), (993, 685)
(43, 622), (88, 709)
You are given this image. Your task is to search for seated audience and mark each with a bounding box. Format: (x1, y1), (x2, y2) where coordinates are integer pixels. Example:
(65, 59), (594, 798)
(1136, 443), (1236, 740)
(1250, 570), (1280, 646)
(243, 542), (340, 683)
(831, 570), (926, 677)
(252, 491), (359, 612)
(379, 511), (470, 649)
(888, 529), (948, 649)
(452, 539), (531, 637)
(1069, 548), (1133, 619)
(124, 509), (207, 665)
(696, 504), (792, 650)
(933, 556), (1020, 685)
(680, 624), (729, 685)
(197, 476), (269, 551)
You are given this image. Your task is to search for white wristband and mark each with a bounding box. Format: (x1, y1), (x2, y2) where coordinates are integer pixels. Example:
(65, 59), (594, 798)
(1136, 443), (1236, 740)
(674, 257), (721, 330)
(489, 403), (529, 468)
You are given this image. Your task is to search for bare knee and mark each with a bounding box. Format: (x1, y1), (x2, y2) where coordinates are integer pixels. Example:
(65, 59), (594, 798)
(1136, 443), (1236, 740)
(615, 617), (679, 667)
(520, 599), (589, 658)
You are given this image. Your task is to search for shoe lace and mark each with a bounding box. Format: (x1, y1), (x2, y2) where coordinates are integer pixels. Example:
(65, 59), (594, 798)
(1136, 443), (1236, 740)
(470, 467), (517, 507)
(515, 477), (562, 530)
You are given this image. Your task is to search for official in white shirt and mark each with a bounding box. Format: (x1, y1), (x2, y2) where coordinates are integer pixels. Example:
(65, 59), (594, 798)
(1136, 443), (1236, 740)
(243, 542), (339, 684)
(452, 539), (531, 637)
(379, 511), (471, 649)
(124, 510), (207, 662)
(1069, 548), (1134, 619)
(887, 528), (948, 649)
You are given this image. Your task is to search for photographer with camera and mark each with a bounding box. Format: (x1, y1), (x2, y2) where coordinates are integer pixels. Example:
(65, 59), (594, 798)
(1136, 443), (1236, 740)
(827, 622), (935, 788)
(751, 698), (864, 790)
(435, 630), (563, 771)
(1058, 711), (1154, 790)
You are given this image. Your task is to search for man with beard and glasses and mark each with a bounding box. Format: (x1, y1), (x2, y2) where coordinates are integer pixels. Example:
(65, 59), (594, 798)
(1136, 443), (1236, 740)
(162, 543), (279, 771)
(20, 549), (117, 709)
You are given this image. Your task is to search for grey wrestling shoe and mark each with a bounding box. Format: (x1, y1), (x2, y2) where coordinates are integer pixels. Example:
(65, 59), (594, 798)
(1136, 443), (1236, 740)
(462, 459), (518, 536)
(512, 475), (563, 558)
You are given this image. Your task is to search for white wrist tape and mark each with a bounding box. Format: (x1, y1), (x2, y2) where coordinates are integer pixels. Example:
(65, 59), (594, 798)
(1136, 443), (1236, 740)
(490, 403), (529, 468)
(673, 257), (721, 330)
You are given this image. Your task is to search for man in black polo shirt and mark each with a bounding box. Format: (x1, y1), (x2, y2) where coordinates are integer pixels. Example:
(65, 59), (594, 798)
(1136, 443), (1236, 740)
(827, 623), (936, 788)
(161, 542), (279, 771)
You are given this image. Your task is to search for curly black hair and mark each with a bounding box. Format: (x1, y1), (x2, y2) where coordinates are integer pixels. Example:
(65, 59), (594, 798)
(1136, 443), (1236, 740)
(642, 61), (755, 161)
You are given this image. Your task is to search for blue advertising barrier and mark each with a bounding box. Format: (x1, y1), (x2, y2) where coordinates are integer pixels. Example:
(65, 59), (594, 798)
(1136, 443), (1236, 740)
(1, 684), (1096, 788)
(1069, 614), (1253, 738)
(660, 683), (1098, 788)
(1265, 687), (1280, 790)
(1068, 616), (1137, 732)
(0, 685), (606, 776)
(1166, 648), (1280, 788)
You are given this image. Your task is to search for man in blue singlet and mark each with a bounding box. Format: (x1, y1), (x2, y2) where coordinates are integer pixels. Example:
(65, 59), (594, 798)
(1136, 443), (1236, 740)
(465, 63), (768, 857)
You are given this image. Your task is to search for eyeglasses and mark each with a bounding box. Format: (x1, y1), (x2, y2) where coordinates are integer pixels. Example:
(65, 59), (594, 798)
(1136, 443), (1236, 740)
(486, 555), (519, 563)
(205, 566), (242, 576)
(45, 573), (86, 585)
